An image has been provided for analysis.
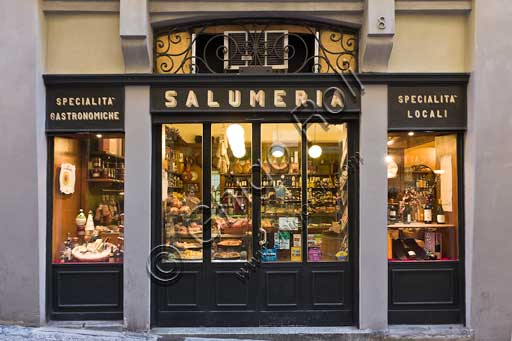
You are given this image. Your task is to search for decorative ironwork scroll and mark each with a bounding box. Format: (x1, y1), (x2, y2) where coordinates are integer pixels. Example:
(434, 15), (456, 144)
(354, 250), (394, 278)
(154, 21), (358, 74)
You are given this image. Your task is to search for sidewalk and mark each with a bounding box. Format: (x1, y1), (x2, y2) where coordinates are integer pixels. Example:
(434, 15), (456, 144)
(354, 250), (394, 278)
(0, 323), (474, 341)
(0, 324), (156, 341)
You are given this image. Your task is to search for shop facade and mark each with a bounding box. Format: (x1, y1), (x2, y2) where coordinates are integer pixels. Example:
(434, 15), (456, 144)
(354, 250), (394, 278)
(3, 0), (512, 340)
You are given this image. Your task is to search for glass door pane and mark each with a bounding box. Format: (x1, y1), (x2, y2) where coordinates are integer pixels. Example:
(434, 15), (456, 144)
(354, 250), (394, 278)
(306, 123), (349, 262)
(260, 123), (302, 262)
(162, 124), (204, 262)
(211, 123), (253, 262)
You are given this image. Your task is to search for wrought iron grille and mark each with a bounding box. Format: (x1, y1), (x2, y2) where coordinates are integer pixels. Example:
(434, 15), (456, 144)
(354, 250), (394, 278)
(154, 21), (358, 74)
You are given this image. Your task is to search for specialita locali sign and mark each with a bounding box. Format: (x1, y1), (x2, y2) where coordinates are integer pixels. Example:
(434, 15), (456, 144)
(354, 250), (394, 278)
(46, 86), (124, 132)
(388, 85), (466, 130)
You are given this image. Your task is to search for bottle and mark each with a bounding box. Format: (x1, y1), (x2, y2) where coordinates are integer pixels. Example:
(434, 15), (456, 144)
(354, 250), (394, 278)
(436, 199), (446, 224)
(85, 210), (95, 236)
(423, 196), (433, 224)
(402, 200), (412, 224)
(400, 239), (416, 260)
(388, 199), (398, 223)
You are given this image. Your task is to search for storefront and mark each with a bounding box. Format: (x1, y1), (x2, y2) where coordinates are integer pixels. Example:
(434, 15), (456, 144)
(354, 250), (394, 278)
(43, 17), (468, 329)
(386, 84), (467, 324)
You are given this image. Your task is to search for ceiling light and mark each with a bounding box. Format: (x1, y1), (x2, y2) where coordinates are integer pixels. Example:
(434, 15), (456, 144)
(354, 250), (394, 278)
(226, 124), (246, 158)
(308, 145), (322, 159)
(408, 131), (415, 136)
(271, 144), (285, 158)
(96, 134), (103, 138)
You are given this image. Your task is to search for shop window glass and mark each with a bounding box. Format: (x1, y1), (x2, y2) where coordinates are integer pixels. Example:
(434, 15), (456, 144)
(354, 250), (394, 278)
(260, 123), (302, 262)
(211, 123), (253, 262)
(162, 124), (204, 262)
(387, 132), (459, 261)
(52, 134), (124, 264)
(306, 123), (349, 262)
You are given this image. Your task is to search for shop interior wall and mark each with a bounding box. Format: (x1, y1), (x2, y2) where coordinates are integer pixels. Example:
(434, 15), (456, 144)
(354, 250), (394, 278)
(46, 13), (124, 74)
(389, 14), (470, 72)
(51, 138), (83, 261)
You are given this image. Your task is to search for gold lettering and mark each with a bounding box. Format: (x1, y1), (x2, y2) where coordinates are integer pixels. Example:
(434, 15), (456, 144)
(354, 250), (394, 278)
(207, 90), (220, 108)
(165, 90), (178, 108)
(316, 90), (323, 107)
(331, 91), (344, 108)
(398, 96), (403, 104)
(295, 90), (308, 107)
(274, 90), (286, 108)
(228, 90), (241, 107)
(186, 90), (199, 108)
(250, 90), (265, 108)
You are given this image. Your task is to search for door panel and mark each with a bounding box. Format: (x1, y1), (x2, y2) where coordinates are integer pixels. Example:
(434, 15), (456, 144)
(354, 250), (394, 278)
(260, 123), (303, 263)
(153, 121), (355, 327)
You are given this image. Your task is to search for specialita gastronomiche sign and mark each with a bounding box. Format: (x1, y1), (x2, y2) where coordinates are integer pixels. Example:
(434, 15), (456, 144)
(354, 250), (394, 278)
(46, 86), (124, 132)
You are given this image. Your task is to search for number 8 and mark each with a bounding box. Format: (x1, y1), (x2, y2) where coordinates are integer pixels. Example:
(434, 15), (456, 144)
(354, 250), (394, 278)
(377, 16), (386, 30)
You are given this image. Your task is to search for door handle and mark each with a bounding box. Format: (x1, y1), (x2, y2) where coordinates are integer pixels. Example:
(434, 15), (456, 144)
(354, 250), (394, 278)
(259, 228), (267, 246)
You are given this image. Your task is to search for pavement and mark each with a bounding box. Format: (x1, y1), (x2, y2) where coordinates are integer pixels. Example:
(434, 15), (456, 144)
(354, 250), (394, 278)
(0, 323), (474, 341)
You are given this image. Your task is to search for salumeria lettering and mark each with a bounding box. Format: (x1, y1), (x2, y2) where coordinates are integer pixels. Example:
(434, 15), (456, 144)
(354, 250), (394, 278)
(164, 89), (344, 109)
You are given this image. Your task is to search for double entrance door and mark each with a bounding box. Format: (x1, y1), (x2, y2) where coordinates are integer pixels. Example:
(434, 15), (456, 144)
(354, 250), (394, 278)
(152, 120), (356, 327)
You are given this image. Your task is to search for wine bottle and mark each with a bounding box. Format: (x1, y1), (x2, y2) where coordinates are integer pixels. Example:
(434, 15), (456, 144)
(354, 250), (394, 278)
(389, 199), (398, 223)
(400, 239), (417, 260)
(436, 199), (446, 224)
(424, 196), (433, 224)
(402, 200), (412, 224)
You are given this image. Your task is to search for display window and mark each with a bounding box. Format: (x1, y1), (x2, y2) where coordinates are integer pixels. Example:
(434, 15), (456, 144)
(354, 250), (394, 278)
(306, 123), (349, 262)
(387, 132), (459, 261)
(162, 124), (204, 262)
(260, 123), (303, 262)
(51, 134), (125, 264)
(160, 122), (351, 264)
(211, 123), (253, 262)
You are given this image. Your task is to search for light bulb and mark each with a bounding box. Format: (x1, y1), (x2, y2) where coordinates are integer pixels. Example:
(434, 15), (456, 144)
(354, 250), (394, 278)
(96, 134), (102, 138)
(308, 145), (322, 159)
(385, 155), (393, 163)
(408, 131), (415, 136)
(226, 124), (246, 158)
(232, 145), (246, 158)
(271, 144), (285, 158)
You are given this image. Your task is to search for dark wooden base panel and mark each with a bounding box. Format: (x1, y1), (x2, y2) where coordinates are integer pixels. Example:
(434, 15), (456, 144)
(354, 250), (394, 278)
(388, 261), (463, 324)
(50, 263), (123, 320)
(152, 262), (353, 327)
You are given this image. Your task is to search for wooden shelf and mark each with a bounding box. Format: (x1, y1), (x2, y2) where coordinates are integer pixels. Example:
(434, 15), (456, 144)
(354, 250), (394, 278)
(88, 178), (124, 184)
(388, 223), (455, 229)
(90, 151), (124, 160)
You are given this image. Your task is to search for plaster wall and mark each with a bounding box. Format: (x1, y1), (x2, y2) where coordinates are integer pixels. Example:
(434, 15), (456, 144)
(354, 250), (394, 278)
(467, 1), (512, 340)
(0, 0), (44, 325)
(46, 14), (124, 74)
(389, 14), (469, 72)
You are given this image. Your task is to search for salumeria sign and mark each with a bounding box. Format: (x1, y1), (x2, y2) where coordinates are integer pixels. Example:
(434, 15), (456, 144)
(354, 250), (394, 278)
(150, 86), (360, 112)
